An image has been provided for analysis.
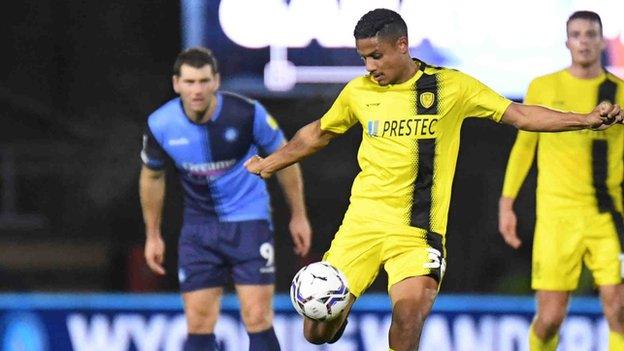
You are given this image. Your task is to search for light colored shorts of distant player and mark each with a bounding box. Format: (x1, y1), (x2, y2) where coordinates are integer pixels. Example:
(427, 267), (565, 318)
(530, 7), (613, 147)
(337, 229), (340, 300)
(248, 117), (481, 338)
(532, 210), (623, 291)
(322, 220), (446, 298)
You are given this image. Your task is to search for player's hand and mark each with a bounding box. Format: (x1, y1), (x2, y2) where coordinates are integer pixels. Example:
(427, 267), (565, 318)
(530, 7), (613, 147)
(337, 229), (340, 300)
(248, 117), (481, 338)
(498, 197), (521, 249)
(588, 101), (623, 130)
(244, 155), (273, 179)
(289, 214), (312, 257)
(144, 235), (166, 275)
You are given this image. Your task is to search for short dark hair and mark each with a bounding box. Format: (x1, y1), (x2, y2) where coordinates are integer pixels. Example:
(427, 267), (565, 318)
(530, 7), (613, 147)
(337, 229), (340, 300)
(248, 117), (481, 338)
(353, 8), (408, 41)
(567, 10), (603, 37)
(173, 47), (219, 76)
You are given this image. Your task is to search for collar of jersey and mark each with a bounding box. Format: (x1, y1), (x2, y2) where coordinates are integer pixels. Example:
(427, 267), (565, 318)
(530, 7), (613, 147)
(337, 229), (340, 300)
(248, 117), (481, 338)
(562, 68), (607, 84)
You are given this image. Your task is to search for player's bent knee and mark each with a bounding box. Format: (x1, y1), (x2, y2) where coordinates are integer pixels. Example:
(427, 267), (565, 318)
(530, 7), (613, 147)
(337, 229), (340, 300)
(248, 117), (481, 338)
(303, 320), (338, 345)
(535, 312), (565, 336)
(303, 327), (333, 345)
(304, 333), (328, 345)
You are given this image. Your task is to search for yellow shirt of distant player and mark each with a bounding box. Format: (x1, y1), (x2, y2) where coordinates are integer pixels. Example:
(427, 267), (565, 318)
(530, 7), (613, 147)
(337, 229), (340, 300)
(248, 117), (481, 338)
(503, 69), (624, 215)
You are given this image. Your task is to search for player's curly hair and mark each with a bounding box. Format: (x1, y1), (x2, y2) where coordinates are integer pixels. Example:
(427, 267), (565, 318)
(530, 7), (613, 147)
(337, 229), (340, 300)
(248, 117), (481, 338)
(173, 47), (219, 76)
(567, 10), (602, 37)
(353, 8), (408, 41)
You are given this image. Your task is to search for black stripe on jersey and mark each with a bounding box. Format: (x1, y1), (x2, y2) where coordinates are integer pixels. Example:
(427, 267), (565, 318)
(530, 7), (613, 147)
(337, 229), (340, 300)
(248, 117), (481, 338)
(416, 59), (445, 71)
(410, 138), (435, 230)
(592, 140), (624, 242)
(598, 73), (624, 220)
(207, 93), (254, 162)
(598, 76), (617, 104)
(415, 73), (439, 115)
(426, 231), (443, 254)
(592, 140), (610, 212)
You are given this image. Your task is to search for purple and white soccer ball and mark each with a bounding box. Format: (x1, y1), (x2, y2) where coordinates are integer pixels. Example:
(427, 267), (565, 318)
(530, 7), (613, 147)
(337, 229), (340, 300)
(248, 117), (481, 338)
(290, 261), (350, 321)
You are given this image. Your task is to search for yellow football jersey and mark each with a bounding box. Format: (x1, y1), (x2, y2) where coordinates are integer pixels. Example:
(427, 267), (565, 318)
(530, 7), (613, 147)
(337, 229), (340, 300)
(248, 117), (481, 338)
(502, 69), (624, 216)
(320, 61), (512, 237)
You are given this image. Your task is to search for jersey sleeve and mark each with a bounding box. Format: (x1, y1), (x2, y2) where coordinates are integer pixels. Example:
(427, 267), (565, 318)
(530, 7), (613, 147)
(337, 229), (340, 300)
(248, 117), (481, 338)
(501, 130), (538, 198)
(460, 73), (512, 122)
(252, 102), (286, 155)
(319, 82), (358, 134)
(501, 79), (541, 198)
(141, 124), (168, 170)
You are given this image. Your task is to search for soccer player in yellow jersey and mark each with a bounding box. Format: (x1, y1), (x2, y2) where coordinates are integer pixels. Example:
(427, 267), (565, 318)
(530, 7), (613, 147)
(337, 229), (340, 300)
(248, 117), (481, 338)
(247, 8), (623, 351)
(499, 11), (624, 351)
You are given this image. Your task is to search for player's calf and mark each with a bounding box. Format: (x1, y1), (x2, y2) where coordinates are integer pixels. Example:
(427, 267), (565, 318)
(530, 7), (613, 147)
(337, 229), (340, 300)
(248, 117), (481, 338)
(599, 284), (624, 332)
(389, 299), (428, 350)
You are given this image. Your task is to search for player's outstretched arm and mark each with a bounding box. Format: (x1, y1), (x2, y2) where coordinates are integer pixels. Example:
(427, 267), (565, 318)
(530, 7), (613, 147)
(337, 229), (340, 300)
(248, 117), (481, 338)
(245, 119), (338, 179)
(501, 101), (623, 132)
(139, 165), (167, 275)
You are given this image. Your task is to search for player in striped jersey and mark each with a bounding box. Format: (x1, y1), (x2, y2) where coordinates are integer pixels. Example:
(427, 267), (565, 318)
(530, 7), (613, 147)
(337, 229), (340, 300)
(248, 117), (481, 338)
(246, 8), (623, 351)
(499, 11), (624, 351)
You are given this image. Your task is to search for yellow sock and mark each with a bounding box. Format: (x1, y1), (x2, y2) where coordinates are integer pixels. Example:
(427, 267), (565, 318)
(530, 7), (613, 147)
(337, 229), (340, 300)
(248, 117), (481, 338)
(609, 330), (624, 351)
(529, 324), (559, 351)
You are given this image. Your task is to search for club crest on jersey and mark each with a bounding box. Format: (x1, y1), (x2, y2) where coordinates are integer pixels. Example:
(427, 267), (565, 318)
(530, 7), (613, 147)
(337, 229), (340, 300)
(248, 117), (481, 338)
(419, 92), (435, 109)
(367, 120), (380, 137)
(266, 114), (280, 130)
(224, 128), (238, 142)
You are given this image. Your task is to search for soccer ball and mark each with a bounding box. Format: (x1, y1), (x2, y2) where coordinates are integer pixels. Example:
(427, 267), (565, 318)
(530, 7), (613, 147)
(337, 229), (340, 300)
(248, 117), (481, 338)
(289, 261), (350, 321)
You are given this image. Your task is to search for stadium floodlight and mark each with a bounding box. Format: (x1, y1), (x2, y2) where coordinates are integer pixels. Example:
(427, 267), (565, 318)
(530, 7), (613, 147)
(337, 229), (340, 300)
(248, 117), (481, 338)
(263, 47), (366, 91)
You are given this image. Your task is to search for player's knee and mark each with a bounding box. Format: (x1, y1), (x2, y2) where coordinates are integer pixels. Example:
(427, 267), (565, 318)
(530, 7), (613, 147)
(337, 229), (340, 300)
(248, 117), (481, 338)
(303, 320), (337, 345)
(535, 311), (566, 337)
(185, 306), (218, 333)
(303, 331), (328, 345)
(240, 304), (273, 331)
(303, 326), (332, 345)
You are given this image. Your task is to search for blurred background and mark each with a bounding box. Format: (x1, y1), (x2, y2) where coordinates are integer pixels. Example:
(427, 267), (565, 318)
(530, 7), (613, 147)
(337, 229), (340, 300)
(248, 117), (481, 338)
(1, 0), (623, 350)
(4, 0), (624, 294)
